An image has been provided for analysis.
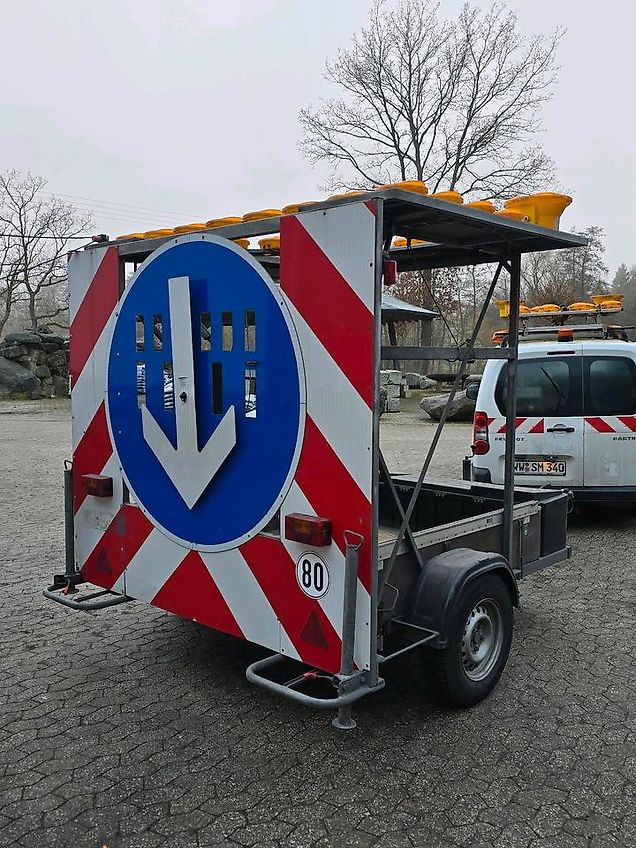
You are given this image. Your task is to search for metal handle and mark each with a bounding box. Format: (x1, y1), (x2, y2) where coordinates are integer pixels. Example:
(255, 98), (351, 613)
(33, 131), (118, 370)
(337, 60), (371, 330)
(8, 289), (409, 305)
(546, 425), (575, 433)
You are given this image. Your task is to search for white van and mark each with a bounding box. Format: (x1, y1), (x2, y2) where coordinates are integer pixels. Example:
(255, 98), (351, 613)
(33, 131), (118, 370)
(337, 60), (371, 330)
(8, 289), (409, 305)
(468, 338), (636, 501)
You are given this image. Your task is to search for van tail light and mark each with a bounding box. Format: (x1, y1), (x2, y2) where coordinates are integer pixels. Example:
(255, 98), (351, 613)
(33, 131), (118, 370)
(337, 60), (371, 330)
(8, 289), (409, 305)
(472, 411), (490, 456)
(284, 513), (332, 547)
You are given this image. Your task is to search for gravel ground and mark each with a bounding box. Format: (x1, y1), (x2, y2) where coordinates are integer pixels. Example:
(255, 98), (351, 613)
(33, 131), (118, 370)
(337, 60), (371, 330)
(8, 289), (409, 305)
(1, 398), (635, 848)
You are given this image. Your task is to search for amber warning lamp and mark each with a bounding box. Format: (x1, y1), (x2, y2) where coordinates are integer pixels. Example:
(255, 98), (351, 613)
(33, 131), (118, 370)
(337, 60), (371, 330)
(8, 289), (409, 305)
(284, 513), (332, 547)
(557, 328), (574, 342)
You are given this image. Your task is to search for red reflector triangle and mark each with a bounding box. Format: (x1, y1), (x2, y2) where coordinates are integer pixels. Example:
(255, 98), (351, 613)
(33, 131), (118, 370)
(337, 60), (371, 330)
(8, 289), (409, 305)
(300, 610), (329, 649)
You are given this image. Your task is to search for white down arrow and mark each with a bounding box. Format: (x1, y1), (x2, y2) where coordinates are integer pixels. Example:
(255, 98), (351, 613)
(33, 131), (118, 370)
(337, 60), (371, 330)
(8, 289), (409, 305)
(141, 275), (236, 509)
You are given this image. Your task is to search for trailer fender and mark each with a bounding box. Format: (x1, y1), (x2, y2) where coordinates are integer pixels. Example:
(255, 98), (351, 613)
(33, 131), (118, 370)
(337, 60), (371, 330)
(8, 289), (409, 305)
(407, 548), (518, 649)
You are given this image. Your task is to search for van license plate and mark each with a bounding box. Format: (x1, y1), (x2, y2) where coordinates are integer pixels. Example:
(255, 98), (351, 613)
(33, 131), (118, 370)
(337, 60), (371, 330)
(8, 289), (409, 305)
(515, 459), (566, 476)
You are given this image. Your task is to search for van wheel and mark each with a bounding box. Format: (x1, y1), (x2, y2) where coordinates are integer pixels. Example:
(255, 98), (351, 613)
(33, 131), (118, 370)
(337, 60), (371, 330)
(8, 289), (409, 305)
(425, 574), (513, 708)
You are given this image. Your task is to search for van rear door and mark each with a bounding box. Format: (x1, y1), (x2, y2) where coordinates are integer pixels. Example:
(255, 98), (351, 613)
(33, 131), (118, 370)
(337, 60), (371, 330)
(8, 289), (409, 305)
(493, 352), (584, 487)
(582, 349), (636, 487)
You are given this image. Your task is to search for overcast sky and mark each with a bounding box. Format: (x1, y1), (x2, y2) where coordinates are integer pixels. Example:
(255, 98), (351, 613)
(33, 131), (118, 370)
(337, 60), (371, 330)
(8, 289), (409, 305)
(1, 0), (634, 277)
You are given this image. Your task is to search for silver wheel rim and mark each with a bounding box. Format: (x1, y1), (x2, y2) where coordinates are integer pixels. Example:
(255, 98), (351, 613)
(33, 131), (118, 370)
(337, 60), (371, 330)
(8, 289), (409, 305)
(461, 598), (503, 682)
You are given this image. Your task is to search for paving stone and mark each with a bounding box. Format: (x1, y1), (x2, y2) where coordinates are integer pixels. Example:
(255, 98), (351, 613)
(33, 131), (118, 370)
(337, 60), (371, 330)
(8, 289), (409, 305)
(1, 401), (635, 848)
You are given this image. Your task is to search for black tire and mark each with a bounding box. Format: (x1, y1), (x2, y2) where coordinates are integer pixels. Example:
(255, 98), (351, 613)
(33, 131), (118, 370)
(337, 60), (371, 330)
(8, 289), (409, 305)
(425, 574), (513, 708)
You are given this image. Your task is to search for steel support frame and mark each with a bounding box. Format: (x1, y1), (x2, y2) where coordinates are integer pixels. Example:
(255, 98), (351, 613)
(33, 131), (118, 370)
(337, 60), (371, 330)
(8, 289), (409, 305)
(380, 260), (518, 582)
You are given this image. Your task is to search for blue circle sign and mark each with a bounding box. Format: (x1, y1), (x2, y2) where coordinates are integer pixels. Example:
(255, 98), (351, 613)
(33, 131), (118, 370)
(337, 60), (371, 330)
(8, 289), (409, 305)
(106, 235), (304, 550)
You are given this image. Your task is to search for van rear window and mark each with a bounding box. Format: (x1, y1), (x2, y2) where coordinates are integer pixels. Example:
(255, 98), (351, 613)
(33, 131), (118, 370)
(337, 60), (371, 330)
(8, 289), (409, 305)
(495, 358), (583, 417)
(585, 357), (636, 415)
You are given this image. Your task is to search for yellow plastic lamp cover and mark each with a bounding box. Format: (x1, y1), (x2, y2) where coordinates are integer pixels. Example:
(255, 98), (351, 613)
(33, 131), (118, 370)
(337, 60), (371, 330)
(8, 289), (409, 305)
(496, 300), (510, 318)
(529, 304), (560, 313)
(431, 190), (464, 204)
(392, 237), (427, 248)
(242, 209), (282, 222)
(599, 300), (624, 310)
(568, 302), (597, 311)
(466, 200), (496, 213)
(173, 223), (207, 234)
(205, 217), (243, 228)
(258, 236), (281, 251)
(504, 193), (572, 229)
(495, 209), (526, 221)
(115, 232), (144, 240)
(232, 238), (251, 249)
(142, 229), (175, 239)
(327, 191), (365, 201)
(591, 293), (623, 306)
(378, 180), (428, 195)
(282, 202), (318, 215)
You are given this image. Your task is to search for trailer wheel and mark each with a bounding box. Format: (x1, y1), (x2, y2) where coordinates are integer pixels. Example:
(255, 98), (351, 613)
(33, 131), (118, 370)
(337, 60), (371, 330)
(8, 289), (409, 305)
(426, 574), (513, 708)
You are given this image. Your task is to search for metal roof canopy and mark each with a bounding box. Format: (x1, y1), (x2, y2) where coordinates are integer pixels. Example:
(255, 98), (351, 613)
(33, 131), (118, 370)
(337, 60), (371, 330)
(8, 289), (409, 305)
(380, 292), (437, 323)
(110, 188), (587, 270)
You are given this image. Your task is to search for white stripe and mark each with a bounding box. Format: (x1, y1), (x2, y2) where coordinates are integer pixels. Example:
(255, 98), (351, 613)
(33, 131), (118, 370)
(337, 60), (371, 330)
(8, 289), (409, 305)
(68, 247), (111, 323)
(297, 204), (376, 312)
(281, 482), (371, 670)
(199, 549), (300, 660)
(286, 299), (373, 499)
(115, 528), (185, 602)
(71, 310), (116, 448)
(74, 454), (123, 569)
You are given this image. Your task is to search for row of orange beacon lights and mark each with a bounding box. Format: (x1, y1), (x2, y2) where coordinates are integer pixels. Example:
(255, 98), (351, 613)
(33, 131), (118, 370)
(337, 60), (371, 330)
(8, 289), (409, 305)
(115, 180), (573, 252)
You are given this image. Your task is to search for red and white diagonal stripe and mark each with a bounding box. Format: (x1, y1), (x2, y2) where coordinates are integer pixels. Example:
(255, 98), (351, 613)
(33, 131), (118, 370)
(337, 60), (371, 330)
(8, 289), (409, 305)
(70, 205), (377, 675)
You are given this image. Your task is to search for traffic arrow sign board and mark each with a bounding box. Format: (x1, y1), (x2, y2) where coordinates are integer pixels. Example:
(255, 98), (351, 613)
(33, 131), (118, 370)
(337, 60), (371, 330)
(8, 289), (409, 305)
(106, 236), (304, 550)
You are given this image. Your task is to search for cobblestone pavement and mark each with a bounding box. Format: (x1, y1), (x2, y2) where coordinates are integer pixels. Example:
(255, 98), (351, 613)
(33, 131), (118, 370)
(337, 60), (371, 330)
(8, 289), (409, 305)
(1, 400), (635, 848)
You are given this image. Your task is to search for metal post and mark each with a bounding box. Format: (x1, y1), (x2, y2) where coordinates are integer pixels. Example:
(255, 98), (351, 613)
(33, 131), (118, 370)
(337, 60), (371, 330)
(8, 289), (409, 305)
(502, 254), (521, 569)
(333, 531), (363, 731)
(64, 461), (75, 578)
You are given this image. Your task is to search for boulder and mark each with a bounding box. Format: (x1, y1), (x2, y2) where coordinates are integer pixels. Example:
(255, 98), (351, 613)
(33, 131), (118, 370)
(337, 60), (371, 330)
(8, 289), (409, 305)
(380, 369), (402, 386)
(420, 375), (437, 390)
(33, 364), (51, 379)
(0, 356), (40, 398)
(0, 344), (29, 360)
(386, 397), (401, 412)
(420, 389), (475, 422)
(37, 333), (66, 345)
(4, 331), (43, 347)
(465, 374), (482, 385)
(47, 349), (68, 373)
(404, 372), (422, 389)
(53, 376), (70, 397)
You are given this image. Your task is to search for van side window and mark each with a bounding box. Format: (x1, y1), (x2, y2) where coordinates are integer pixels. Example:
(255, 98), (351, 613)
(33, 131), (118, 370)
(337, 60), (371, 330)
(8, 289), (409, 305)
(585, 357), (636, 415)
(495, 358), (582, 417)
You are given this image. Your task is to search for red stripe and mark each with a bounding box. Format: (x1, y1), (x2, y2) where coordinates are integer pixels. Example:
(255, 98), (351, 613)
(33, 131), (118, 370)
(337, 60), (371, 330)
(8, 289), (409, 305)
(151, 551), (244, 639)
(586, 417), (614, 433)
(618, 416), (636, 432)
(364, 199), (377, 215)
(280, 215), (374, 408)
(81, 505), (153, 590)
(241, 534), (342, 673)
(70, 246), (119, 386)
(73, 402), (113, 513)
(294, 416), (372, 594)
(497, 417), (527, 434)
(528, 419), (545, 434)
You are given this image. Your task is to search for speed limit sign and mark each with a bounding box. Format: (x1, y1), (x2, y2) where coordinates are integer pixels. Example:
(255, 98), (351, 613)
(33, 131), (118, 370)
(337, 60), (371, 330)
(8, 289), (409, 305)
(295, 552), (330, 599)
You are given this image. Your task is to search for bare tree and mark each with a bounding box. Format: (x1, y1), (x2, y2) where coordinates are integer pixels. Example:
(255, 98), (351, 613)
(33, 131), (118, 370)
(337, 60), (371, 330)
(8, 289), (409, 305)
(521, 226), (608, 306)
(0, 171), (90, 334)
(300, 0), (561, 199)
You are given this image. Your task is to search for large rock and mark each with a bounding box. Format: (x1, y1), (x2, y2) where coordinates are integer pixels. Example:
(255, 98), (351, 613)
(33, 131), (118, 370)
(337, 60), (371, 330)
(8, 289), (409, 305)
(420, 389), (475, 422)
(4, 331), (43, 347)
(420, 375), (437, 390)
(47, 349), (68, 373)
(0, 356), (41, 398)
